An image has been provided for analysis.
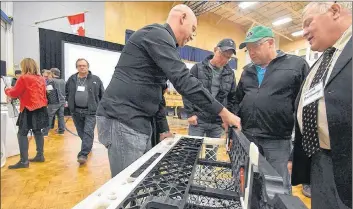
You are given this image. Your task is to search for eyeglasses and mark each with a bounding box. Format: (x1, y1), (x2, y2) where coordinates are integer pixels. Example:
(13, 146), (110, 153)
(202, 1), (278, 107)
(246, 39), (269, 51)
(77, 65), (88, 68)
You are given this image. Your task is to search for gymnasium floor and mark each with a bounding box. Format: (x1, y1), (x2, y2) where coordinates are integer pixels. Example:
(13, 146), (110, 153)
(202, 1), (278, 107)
(1, 117), (311, 209)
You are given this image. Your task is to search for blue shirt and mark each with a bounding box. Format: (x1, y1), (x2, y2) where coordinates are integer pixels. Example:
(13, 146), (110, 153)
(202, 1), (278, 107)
(255, 65), (266, 86)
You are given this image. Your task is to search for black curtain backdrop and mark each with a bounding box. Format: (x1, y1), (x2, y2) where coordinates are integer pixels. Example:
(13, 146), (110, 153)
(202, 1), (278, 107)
(39, 28), (124, 79)
(0, 60), (6, 76)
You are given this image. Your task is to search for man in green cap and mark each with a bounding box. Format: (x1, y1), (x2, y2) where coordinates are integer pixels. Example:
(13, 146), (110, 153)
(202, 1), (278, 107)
(234, 25), (310, 194)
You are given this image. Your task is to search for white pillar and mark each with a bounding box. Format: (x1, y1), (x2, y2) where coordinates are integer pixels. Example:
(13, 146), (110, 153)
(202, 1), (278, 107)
(1, 2), (14, 74)
(275, 34), (280, 50)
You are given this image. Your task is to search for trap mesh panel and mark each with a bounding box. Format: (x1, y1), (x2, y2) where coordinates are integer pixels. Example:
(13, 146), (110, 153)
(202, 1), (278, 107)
(228, 133), (248, 195)
(228, 131), (276, 209)
(186, 138), (240, 209)
(187, 164), (241, 209)
(186, 194), (242, 209)
(117, 137), (203, 209)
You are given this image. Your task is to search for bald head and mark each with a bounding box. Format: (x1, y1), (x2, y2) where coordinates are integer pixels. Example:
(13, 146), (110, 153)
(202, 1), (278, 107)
(166, 4), (197, 47)
(302, 2), (352, 52)
(167, 4), (196, 22)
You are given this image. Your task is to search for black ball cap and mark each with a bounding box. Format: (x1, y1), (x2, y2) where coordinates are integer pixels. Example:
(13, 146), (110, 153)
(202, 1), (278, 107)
(217, 38), (236, 55)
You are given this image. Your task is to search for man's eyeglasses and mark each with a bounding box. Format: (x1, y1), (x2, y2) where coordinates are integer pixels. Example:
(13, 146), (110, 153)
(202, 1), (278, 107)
(77, 65), (88, 68)
(246, 38), (270, 51)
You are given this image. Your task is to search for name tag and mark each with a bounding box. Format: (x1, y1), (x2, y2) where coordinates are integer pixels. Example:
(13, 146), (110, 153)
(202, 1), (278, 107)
(46, 85), (53, 91)
(303, 81), (324, 107)
(77, 86), (85, 92)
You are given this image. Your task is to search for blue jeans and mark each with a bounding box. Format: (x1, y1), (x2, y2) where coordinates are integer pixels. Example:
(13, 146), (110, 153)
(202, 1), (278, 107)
(244, 133), (292, 194)
(43, 104), (65, 134)
(188, 120), (223, 160)
(96, 116), (152, 178)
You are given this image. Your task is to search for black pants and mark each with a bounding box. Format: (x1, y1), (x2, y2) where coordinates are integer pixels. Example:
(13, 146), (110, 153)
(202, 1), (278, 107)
(72, 109), (96, 158)
(18, 129), (44, 162)
(311, 150), (351, 209)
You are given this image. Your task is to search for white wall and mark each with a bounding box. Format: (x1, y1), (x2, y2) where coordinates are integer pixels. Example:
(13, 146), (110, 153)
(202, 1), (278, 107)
(13, 2), (105, 67)
(1, 2), (14, 74)
(63, 43), (121, 88)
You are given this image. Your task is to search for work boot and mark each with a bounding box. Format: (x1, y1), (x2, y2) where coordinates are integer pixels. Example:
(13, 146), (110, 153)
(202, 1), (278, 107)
(8, 161), (29, 169)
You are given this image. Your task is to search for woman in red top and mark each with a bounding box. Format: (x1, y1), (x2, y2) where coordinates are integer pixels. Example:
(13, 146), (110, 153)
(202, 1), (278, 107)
(5, 58), (49, 169)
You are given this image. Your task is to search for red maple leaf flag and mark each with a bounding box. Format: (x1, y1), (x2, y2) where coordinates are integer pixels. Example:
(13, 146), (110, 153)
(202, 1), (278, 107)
(67, 13), (85, 36)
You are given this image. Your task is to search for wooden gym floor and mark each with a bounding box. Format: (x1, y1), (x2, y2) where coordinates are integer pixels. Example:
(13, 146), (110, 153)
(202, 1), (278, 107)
(1, 117), (311, 209)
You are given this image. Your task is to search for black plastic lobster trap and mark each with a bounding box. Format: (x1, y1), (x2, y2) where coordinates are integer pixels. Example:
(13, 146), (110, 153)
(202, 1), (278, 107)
(115, 130), (307, 209)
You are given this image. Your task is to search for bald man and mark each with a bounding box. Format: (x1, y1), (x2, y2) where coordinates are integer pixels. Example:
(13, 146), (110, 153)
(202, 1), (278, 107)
(97, 4), (241, 177)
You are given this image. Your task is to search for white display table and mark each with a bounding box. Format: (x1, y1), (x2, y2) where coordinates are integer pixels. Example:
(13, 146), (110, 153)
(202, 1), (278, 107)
(1, 111), (7, 167)
(1, 106), (20, 167)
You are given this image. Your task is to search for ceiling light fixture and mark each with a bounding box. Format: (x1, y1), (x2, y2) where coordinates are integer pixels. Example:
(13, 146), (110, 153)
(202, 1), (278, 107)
(272, 17), (292, 26)
(291, 30), (304, 37)
(239, 2), (257, 9)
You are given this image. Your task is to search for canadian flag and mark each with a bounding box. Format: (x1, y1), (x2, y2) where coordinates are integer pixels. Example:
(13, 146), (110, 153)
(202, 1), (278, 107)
(67, 13), (85, 36)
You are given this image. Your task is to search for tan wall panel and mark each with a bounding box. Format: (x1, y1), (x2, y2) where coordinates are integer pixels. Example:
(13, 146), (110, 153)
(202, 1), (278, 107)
(280, 38), (308, 53)
(105, 2), (247, 81)
(105, 2), (173, 44)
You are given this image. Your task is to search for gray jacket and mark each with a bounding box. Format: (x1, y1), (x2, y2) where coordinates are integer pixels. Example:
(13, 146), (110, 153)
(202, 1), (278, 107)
(51, 78), (66, 104)
(182, 55), (237, 124)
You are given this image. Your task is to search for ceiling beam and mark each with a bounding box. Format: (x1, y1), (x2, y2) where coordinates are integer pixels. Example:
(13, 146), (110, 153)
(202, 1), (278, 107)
(220, 4), (293, 41)
(297, 2), (307, 8)
(286, 2), (302, 18)
(171, 1), (177, 8)
(249, 21), (256, 30)
(217, 15), (225, 25)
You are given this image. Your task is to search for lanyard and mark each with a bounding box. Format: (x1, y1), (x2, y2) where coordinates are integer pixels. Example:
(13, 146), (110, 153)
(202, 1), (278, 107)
(77, 76), (87, 86)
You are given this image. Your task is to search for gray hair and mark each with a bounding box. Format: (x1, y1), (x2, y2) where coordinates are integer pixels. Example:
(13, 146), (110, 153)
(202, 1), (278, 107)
(50, 68), (60, 77)
(256, 37), (274, 44)
(303, 2), (352, 16)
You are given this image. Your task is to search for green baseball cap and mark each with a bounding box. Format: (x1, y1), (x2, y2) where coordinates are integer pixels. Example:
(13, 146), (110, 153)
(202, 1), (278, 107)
(239, 26), (275, 49)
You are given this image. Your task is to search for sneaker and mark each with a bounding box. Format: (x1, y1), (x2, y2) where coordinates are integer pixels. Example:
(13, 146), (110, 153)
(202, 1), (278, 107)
(302, 184), (311, 198)
(77, 156), (87, 165)
(8, 161), (29, 169)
